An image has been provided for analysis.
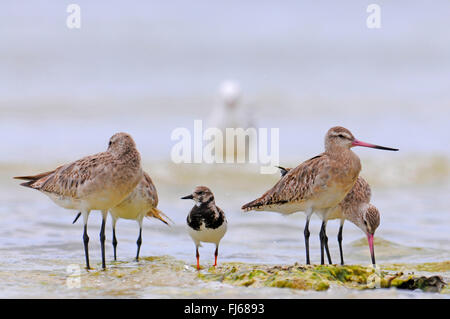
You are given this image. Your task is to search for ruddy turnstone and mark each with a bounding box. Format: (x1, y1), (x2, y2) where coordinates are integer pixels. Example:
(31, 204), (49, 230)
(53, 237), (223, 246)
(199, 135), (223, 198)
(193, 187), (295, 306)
(181, 186), (227, 270)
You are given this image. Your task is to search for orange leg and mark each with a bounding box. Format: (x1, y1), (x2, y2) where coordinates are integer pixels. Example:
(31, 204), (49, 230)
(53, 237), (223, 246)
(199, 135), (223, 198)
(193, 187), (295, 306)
(196, 246), (200, 270)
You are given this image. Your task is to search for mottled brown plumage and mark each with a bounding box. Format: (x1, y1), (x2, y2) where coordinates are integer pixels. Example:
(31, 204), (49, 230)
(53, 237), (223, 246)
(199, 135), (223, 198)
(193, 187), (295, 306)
(109, 171), (171, 261)
(329, 176), (372, 220)
(276, 168), (375, 229)
(276, 169), (381, 265)
(14, 132), (143, 269)
(327, 177), (380, 265)
(242, 126), (397, 265)
(110, 172), (170, 224)
(242, 127), (361, 214)
(15, 132), (143, 211)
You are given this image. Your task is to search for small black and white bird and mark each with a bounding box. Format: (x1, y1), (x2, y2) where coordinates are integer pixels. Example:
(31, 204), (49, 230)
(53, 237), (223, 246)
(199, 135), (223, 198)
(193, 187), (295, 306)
(181, 186), (227, 270)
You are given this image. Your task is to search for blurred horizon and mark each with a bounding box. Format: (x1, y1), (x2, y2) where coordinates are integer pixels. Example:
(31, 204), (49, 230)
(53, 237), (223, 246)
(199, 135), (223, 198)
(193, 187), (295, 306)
(1, 1), (449, 165)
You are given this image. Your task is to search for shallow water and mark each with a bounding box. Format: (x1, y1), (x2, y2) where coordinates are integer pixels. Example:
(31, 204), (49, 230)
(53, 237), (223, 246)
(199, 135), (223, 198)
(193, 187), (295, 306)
(0, 162), (449, 298)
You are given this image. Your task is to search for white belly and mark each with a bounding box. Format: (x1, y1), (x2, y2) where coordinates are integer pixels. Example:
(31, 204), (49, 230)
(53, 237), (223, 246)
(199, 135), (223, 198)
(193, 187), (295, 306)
(255, 202), (308, 215)
(46, 192), (85, 211)
(45, 189), (130, 212)
(188, 221), (227, 246)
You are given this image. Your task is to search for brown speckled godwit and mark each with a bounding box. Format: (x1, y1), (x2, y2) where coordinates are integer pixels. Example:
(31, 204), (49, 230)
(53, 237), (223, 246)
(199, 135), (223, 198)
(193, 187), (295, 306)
(72, 171), (172, 262)
(14, 132), (143, 269)
(242, 126), (397, 265)
(327, 176), (380, 265)
(276, 170), (380, 265)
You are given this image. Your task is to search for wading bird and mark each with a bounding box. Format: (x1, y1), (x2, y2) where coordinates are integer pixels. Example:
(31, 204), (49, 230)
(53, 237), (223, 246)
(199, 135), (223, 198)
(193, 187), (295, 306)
(182, 186), (227, 270)
(14, 133), (143, 269)
(242, 126), (397, 264)
(279, 167), (379, 265)
(327, 177), (380, 265)
(73, 172), (171, 261)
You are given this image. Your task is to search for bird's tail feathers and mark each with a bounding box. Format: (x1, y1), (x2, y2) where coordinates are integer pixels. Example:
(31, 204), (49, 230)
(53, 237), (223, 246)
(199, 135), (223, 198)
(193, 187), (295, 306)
(146, 207), (173, 226)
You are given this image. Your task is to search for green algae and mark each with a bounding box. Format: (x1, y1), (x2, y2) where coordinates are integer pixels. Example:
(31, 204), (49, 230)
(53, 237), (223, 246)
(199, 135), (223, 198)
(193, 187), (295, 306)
(199, 262), (448, 293)
(0, 254), (447, 297)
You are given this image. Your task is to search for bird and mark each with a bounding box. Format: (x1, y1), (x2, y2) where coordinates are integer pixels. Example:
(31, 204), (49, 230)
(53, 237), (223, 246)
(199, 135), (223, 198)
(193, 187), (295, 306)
(326, 177), (380, 265)
(207, 80), (256, 162)
(72, 171), (172, 262)
(208, 80), (249, 130)
(14, 132), (143, 270)
(181, 186), (227, 270)
(278, 167), (379, 265)
(242, 126), (397, 265)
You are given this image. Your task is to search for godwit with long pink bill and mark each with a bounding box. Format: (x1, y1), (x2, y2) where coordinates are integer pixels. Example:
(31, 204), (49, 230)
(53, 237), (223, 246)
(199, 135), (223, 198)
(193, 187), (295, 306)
(242, 126), (397, 265)
(14, 133), (143, 269)
(326, 176), (380, 265)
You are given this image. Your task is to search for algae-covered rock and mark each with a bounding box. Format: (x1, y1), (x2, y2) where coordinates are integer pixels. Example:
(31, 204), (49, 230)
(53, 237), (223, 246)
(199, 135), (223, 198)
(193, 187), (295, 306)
(199, 262), (447, 293)
(394, 275), (446, 293)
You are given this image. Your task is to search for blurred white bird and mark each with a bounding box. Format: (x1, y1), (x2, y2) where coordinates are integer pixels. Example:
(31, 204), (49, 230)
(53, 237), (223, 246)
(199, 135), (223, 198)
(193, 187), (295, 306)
(207, 80), (256, 163)
(208, 80), (255, 131)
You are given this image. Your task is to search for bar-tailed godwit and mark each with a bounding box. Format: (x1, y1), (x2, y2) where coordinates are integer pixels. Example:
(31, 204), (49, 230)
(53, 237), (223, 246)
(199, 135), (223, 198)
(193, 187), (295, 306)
(275, 167), (379, 265)
(242, 126), (397, 264)
(181, 186), (227, 270)
(14, 132), (143, 269)
(327, 176), (380, 265)
(72, 171), (172, 261)
(109, 172), (171, 261)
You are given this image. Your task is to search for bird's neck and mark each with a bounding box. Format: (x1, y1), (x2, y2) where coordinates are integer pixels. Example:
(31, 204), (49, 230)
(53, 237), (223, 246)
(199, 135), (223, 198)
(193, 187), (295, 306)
(345, 204), (367, 231)
(325, 144), (351, 155)
(196, 198), (215, 208)
(113, 146), (141, 166)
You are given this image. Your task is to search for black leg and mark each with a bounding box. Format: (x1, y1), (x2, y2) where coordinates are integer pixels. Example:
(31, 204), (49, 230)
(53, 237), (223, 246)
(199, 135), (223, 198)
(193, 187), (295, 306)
(320, 221), (332, 265)
(73, 212), (81, 224)
(112, 226), (118, 261)
(100, 217), (106, 269)
(135, 227), (142, 261)
(83, 224), (90, 270)
(304, 217), (311, 265)
(319, 221), (327, 265)
(324, 230), (332, 265)
(338, 224), (344, 265)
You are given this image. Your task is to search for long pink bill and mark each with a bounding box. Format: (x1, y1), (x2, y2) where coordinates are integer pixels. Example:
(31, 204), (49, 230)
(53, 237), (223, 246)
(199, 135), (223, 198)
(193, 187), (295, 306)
(367, 234), (376, 265)
(352, 139), (399, 151)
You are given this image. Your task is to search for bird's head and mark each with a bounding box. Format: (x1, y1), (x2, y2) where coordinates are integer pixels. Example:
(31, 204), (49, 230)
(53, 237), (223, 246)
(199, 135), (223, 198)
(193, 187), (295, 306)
(325, 126), (398, 152)
(181, 186), (215, 206)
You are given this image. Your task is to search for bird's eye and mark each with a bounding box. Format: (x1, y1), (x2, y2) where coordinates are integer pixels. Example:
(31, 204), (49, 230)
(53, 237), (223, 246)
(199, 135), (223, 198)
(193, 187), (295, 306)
(197, 191), (204, 195)
(338, 134), (346, 139)
(363, 220), (368, 226)
(108, 141), (112, 147)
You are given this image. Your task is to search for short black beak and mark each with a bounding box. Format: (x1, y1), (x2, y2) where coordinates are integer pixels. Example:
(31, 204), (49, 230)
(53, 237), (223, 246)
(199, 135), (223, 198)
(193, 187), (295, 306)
(181, 194), (193, 200)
